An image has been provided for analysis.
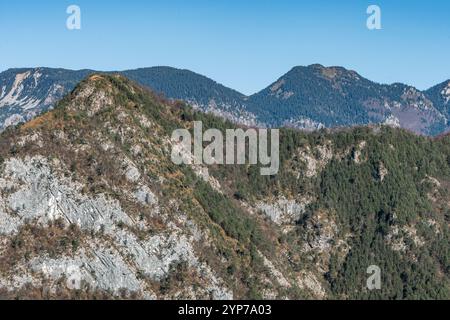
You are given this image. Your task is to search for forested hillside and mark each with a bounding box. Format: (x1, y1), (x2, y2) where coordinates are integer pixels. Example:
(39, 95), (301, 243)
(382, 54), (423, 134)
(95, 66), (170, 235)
(1, 65), (449, 135)
(0, 74), (447, 299)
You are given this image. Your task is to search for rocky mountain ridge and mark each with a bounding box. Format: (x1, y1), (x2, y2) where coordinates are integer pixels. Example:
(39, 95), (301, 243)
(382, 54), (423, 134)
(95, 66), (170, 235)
(0, 74), (449, 299)
(1, 65), (448, 135)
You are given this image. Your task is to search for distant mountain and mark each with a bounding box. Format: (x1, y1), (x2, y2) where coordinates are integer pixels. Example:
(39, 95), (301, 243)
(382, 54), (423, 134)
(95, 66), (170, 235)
(246, 64), (447, 135)
(122, 67), (256, 126)
(0, 68), (93, 129)
(425, 80), (450, 123)
(0, 65), (449, 135)
(122, 67), (242, 108)
(0, 67), (255, 131)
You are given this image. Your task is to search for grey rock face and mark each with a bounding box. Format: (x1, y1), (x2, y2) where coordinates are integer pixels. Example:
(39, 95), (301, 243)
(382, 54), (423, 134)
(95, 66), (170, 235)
(0, 156), (232, 299)
(0, 156), (132, 235)
(30, 245), (150, 296)
(256, 197), (311, 225)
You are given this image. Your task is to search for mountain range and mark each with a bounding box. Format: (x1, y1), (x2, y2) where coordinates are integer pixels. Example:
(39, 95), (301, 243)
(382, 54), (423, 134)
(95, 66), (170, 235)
(1, 65), (449, 135)
(0, 74), (448, 299)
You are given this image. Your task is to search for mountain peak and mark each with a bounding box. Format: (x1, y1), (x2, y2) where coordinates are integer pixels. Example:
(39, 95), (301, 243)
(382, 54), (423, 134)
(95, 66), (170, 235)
(63, 73), (161, 118)
(307, 63), (325, 69)
(286, 64), (361, 81)
(67, 73), (122, 110)
(247, 64), (446, 135)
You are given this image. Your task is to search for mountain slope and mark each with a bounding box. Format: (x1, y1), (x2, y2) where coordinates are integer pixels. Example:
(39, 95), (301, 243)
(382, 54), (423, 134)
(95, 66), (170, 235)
(0, 74), (449, 299)
(0, 68), (93, 130)
(426, 80), (450, 124)
(0, 74), (295, 299)
(0, 64), (448, 135)
(122, 67), (254, 124)
(0, 67), (255, 131)
(247, 64), (447, 135)
(0, 65), (449, 135)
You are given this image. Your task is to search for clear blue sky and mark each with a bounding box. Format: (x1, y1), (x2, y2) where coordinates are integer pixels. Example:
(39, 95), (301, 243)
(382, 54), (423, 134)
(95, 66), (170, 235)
(0, 0), (449, 95)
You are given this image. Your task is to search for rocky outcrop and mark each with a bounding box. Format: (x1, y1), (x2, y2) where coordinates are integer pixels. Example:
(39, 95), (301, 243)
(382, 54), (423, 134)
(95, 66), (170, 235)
(0, 156), (232, 299)
(256, 197), (311, 225)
